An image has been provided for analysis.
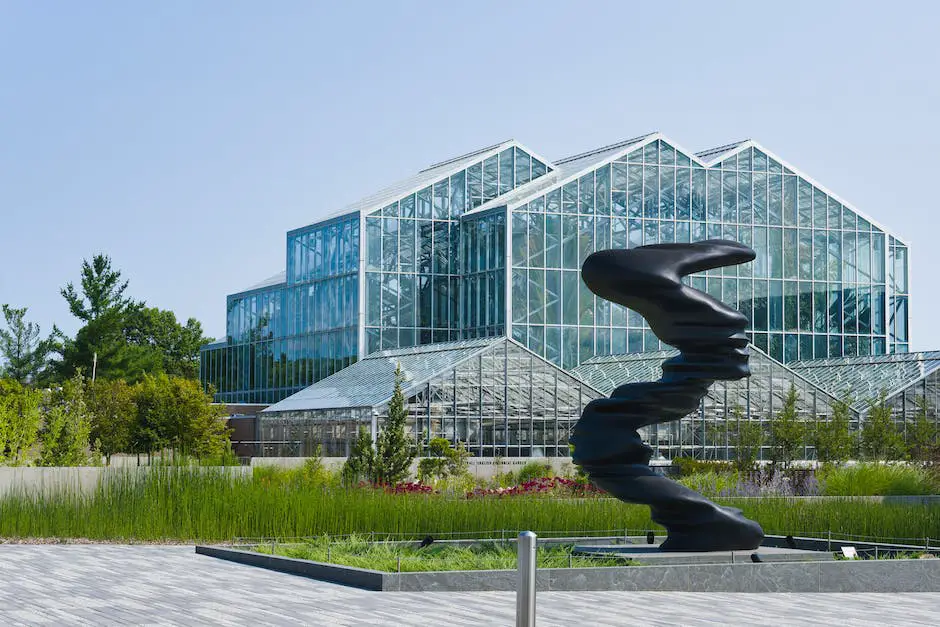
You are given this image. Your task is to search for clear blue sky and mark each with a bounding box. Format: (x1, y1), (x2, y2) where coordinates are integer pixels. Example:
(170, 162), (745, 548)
(1, 1), (937, 349)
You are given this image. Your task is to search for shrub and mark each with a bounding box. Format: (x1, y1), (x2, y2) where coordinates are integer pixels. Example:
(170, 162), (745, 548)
(672, 457), (735, 477)
(516, 461), (553, 484)
(818, 463), (939, 496)
(678, 471), (741, 497)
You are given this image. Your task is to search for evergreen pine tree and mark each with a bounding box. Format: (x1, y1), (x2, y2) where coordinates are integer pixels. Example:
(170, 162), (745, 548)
(343, 426), (377, 483)
(374, 363), (416, 484)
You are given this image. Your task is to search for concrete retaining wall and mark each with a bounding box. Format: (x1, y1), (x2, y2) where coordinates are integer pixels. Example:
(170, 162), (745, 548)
(195, 545), (940, 592)
(249, 456), (586, 479)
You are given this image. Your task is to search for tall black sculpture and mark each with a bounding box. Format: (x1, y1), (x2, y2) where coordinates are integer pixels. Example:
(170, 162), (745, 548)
(570, 240), (764, 552)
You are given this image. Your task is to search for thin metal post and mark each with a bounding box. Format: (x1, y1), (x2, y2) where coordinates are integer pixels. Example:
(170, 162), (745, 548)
(517, 531), (536, 627)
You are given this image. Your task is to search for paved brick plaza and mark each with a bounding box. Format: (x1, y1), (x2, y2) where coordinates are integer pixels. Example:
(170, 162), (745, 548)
(0, 545), (935, 625)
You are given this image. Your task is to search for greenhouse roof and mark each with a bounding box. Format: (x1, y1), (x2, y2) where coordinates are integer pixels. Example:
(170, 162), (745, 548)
(571, 345), (837, 401)
(789, 352), (940, 412)
(263, 338), (503, 413)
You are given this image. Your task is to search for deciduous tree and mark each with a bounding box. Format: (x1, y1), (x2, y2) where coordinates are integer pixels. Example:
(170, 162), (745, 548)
(860, 392), (905, 461)
(768, 384), (806, 469)
(37, 374), (94, 467)
(811, 396), (856, 464)
(0, 379), (42, 464)
(86, 379), (137, 464)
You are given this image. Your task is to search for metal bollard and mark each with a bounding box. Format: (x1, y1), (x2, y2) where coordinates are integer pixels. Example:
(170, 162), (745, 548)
(517, 531), (536, 627)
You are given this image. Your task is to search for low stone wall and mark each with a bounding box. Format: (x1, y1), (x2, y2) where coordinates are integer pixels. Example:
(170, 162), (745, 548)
(249, 456), (586, 480)
(195, 545), (940, 592)
(0, 466), (252, 498)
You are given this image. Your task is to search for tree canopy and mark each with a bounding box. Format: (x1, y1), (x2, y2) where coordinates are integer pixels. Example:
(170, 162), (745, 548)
(0, 305), (56, 384)
(53, 254), (212, 382)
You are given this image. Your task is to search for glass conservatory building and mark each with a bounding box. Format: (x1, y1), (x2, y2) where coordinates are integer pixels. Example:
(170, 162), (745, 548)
(201, 132), (916, 457)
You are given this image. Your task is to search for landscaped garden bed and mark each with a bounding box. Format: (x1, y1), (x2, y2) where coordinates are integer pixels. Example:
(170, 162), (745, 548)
(0, 462), (937, 543)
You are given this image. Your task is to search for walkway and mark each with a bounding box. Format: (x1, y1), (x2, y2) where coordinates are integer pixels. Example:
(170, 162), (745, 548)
(0, 545), (935, 625)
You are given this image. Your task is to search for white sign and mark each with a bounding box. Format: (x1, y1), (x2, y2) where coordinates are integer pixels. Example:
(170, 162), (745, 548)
(841, 546), (858, 559)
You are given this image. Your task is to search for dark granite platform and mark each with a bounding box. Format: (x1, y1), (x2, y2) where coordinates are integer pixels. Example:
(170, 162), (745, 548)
(197, 545), (939, 592)
(572, 543), (835, 565)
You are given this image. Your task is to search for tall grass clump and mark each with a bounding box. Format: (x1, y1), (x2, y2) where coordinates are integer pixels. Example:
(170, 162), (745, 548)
(818, 463), (939, 496)
(260, 536), (632, 572)
(0, 465), (653, 541)
(0, 465), (937, 543)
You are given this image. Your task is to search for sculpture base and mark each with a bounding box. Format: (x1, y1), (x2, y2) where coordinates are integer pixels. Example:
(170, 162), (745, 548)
(585, 469), (765, 552)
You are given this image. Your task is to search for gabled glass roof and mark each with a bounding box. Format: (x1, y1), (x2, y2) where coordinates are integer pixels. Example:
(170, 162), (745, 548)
(694, 139), (750, 164)
(262, 338), (503, 412)
(790, 352), (940, 411)
(463, 133), (657, 217)
(233, 270), (287, 295)
(572, 349), (674, 395)
(571, 345), (836, 402)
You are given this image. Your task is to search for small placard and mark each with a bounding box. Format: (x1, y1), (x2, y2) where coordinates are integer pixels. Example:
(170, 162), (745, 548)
(841, 546), (858, 559)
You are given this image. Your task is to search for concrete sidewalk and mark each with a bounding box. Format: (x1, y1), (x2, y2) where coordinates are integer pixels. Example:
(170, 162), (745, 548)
(0, 544), (936, 625)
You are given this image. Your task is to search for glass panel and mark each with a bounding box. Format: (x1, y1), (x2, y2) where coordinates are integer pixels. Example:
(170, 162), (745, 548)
(482, 156), (498, 202)
(532, 158), (547, 179)
(628, 164), (643, 217)
(512, 212), (527, 267)
(595, 165), (610, 215)
(612, 162), (628, 190)
(563, 181), (578, 214)
(706, 170), (720, 222)
(546, 270), (561, 325)
(563, 271), (578, 325)
(579, 279), (593, 325)
(467, 163), (483, 208)
(514, 147), (531, 186)
(660, 166), (675, 220)
(547, 189), (561, 213)
(872, 232), (885, 282)
(752, 172), (767, 224)
(381, 273), (398, 326)
(768, 174), (782, 225)
(366, 218), (382, 271)
(529, 212), (545, 268)
(382, 217), (398, 271)
(580, 173), (595, 214)
(417, 186), (433, 219)
(644, 166), (658, 218)
(545, 214), (561, 268)
(722, 170), (736, 223)
(499, 148), (514, 195)
(562, 215), (578, 269)
(676, 167), (690, 220)
(691, 168), (706, 222)
(813, 189), (827, 229)
(528, 269), (544, 324)
(578, 216), (594, 265)
(400, 219), (415, 272)
(450, 170), (466, 217)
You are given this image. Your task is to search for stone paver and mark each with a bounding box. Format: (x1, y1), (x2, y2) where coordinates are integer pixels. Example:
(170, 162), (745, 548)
(0, 545), (936, 626)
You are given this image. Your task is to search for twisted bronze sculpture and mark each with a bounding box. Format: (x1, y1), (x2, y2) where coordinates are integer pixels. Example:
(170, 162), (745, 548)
(570, 240), (764, 551)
